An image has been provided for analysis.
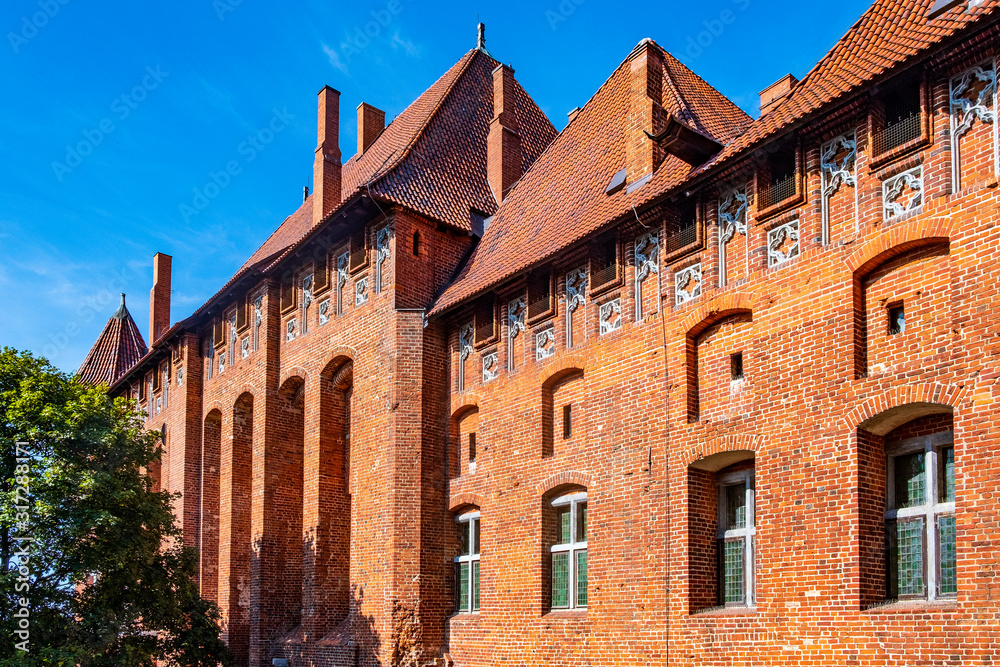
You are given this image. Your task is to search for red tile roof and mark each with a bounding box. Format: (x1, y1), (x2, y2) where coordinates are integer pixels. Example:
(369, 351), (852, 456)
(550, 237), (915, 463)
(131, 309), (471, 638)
(77, 294), (148, 386)
(431, 0), (1000, 315)
(239, 48), (556, 275)
(431, 41), (753, 314)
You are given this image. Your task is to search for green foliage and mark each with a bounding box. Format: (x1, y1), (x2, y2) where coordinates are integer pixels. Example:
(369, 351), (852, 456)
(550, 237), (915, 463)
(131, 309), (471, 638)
(0, 348), (231, 666)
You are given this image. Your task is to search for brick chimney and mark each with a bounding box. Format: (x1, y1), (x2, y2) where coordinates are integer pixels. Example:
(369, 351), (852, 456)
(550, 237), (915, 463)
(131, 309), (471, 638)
(149, 252), (172, 344)
(488, 64), (522, 203)
(313, 86), (342, 226)
(357, 102), (385, 156)
(625, 39), (665, 186)
(759, 74), (798, 116)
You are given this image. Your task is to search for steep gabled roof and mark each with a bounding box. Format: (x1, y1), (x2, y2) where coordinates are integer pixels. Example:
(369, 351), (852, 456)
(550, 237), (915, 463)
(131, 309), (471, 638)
(77, 294), (148, 386)
(238, 48), (556, 276)
(432, 0), (1000, 315)
(431, 41), (752, 314)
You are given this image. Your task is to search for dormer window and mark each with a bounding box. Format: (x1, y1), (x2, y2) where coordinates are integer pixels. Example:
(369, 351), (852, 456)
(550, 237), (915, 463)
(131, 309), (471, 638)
(590, 233), (621, 293)
(758, 143), (799, 211)
(872, 71), (926, 159)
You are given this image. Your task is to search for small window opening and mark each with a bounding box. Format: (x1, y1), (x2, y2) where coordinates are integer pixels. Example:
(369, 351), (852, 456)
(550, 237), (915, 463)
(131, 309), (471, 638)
(760, 147), (797, 209)
(590, 235), (620, 290)
(413, 231), (421, 256)
(527, 270), (553, 320)
(731, 352), (744, 382)
(667, 199), (698, 253)
(562, 404), (572, 439)
(876, 75), (922, 154)
(468, 433), (477, 467)
(888, 303), (905, 335)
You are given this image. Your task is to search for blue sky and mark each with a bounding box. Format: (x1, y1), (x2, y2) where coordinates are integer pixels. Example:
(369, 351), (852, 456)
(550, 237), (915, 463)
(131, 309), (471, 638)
(0, 0), (872, 372)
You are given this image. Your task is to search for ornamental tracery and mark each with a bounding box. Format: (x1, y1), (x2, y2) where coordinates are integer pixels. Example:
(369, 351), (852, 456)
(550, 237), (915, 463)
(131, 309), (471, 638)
(767, 220), (800, 267)
(674, 264), (702, 305)
(951, 61), (997, 138)
(458, 323), (474, 391)
(355, 277), (369, 305)
(565, 267), (587, 348)
(718, 186), (748, 287)
(820, 133), (857, 243)
(535, 327), (555, 360)
(507, 297), (526, 370)
(375, 227), (391, 294)
(482, 351), (499, 382)
(883, 167), (923, 220)
(252, 295), (263, 350)
(599, 299), (622, 335)
(337, 252), (349, 314)
(634, 231), (659, 319)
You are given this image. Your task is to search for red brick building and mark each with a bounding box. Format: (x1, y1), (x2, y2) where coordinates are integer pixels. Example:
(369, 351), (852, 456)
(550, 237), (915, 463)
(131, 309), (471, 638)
(82, 2), (1000, 665)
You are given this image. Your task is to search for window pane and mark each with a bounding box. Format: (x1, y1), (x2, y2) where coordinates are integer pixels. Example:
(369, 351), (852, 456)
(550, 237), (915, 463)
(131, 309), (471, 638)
(552, 553), (570, 608)
(726, 484), (746, 530)
(558, 507), (572, 545)
(460, 520), (470, 556)
(894, 452), (925, 509)
(722, 538), (745, 604)
(456, 562), (470, 613)
(472, 561), (481, 611)
(577, 503), (588, 542)
(893, 519), (925, 597)
(576, 550), (588, 608)
(940, 447), (955, 503)
(473, 518), (481, 555)
(938, 515), (957, 596)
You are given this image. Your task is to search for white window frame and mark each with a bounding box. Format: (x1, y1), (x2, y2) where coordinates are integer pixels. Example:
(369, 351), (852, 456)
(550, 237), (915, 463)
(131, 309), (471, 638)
(454, 511), (481, 614)
(550, 491), (588, 610)
(884, 431), (956, 601)
(718, 469), (755, 607)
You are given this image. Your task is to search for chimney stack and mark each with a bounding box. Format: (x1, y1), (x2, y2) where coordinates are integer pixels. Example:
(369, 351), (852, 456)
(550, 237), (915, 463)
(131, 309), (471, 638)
(625, 39), (665, 186)
(149, 253), (172, 344)
(759, 74), (798, 116)
(357, 102), (385, 155)
(567, 107), (581, 124)
(488, 64), (522, 203)
(313, 85), (342, 226)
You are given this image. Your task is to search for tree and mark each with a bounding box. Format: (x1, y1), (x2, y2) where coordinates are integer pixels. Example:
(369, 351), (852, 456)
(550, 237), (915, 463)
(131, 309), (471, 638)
(0, 348), (231, 666)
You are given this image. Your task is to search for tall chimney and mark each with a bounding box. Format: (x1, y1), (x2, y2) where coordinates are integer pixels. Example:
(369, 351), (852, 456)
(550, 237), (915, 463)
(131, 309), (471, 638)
(313, 85), (342, 226)
(149, 253), (172, 344)
(625, 39), (665, 185)
(759, 74), (798, 116)
(488, 64), (522, 203)
(357, 102), (385, 155)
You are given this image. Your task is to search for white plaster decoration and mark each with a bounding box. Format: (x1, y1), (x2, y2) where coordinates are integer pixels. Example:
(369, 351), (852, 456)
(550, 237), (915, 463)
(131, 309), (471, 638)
(318, 299), (331, 325)
(301, 274), (313, 334)
(883, 167), (923, 220)
(507, 297), (526, 371)
(206, 343), (214, 380)
(252, 296), (263, 351)
(337, 252), (349, 314)
(241, 337), (249, 359)
(286, 318), (297, 342)
(355, 277), (369, 305)
(229, 316), (238, 365)
(565, 267), (587, 348)
(820, 132), (858, 243)
(674, 263), (703, 306)
(599, 299), (622, 335)
(482, 351), (499, 383)
(218, 353), (225, 375)
(177, 367), (184, 387)
(950, 60), (998, 188)
(718, 186), (748, 288)
(535, 327), (556, 361)
(375, 227), (391, 294)
(163, 368), (169, 409)
(156, 397), (162, 415)
(458, 323), (474, 391)
(767, 219), (800, 267)
(634, 231), (660, 320)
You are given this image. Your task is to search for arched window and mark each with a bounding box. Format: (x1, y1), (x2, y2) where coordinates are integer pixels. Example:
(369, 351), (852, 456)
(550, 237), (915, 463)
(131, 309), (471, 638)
(717, 468), (755, 606)
(549, 491), (587, 610)
(454, 509), (480, 613)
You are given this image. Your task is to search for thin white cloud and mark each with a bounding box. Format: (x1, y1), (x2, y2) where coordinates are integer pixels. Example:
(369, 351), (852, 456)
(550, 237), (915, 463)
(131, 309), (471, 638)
(391, 31), (420, 58)
(323, 43), (349, 74)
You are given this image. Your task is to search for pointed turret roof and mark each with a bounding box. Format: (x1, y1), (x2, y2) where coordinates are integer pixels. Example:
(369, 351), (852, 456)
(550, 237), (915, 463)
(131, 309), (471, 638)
(77, 294), (148, 386)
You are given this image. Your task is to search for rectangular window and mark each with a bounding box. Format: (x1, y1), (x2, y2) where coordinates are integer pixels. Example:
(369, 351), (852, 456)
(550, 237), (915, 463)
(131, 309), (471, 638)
(718, 471), (755, 607)
(888, 303), (905, 335)
(666, 199), (698, 254)
(759, 146), (797, 209)
(590, 235), (620, 291)
(475, 295), (497, 344)
(731, 352), (744, 382)
(550, 493), (588, 610)
(527, 270), (553, 322)
(349, 226), (368, 272)
(454, 513), (481, 613)
(875, 74), (923, 155)
(562, 404), (572, 439)
(885, 433), (956, 601)
(468, 433), (477, 469)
